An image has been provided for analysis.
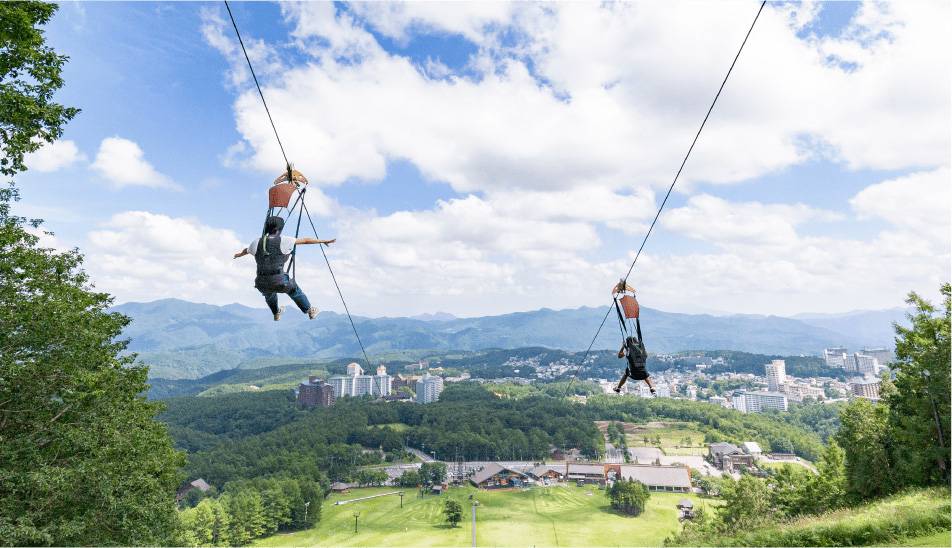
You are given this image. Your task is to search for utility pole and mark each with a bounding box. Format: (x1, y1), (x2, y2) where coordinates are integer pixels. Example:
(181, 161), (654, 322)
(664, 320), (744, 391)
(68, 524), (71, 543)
(303, 500), (310, 525)
(353, 511), (360, 534)
(399, 491), (404, 508)
(470, 496), (479, 547)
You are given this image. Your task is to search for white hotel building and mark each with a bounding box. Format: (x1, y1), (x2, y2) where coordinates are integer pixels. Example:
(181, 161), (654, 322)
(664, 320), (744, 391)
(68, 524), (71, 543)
(329, 363), (392, 399)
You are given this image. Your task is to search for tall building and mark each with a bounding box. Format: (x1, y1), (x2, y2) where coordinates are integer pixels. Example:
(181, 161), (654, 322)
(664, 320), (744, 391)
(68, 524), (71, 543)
(850, 377), (881, 400)
(765, 360), (786, 392)
(330, 362), (391, 398)
(862, 347), (893, 366)
(373, 365), (392, 397)
(297, 376), (335, 408)
(416, 373), (444, 404)
(823, 347), (848, 368)
(733, 391), (788, 413)
(845, 353), (879, 375)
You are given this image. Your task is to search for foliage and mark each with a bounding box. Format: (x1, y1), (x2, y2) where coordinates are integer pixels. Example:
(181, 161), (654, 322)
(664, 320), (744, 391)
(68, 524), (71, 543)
(0, 1), (79, 177)
(420, 462), (448, 486)
(607, 479), (650, 516)
(886, 285), (951, 487)
(178, 477), (322, 546)
(667, 487), (950, 547)
(397, 469), (422, 488)
(0, 3), (182, 544)
(355, 469), (388, 487)
(443, 499), (463, 528)
(587, 395), (824, 461)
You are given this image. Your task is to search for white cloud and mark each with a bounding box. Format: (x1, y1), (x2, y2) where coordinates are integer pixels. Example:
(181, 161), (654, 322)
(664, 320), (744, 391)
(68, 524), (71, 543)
(664, 195), (842, 247)
(214, 1), (949, 194)
(85, 211), (251, 303)
(170, 1), (952, 316)
(201, 7), (285, 88)
(90, 137), (181, 190)
(850, 167), (950, 239)
(24, 139), (85, 172)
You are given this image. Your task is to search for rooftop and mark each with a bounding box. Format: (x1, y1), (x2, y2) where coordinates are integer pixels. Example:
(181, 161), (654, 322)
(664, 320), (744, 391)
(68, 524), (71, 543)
(616, 465), (691, 488)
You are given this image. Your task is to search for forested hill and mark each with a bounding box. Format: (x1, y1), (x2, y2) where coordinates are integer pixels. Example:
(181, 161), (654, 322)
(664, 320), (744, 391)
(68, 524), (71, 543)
(114, 299), (897, 379)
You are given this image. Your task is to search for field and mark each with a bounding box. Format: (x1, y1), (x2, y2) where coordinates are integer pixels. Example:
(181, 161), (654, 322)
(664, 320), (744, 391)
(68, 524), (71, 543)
(619, 421), (710, 456)
(255, 485), (702, 547)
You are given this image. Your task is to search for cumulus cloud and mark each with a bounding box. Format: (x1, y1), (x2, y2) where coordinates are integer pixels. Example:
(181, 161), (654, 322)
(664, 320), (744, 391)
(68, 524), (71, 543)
(90, 137), (181, 190)
(85, 211), (251, 303)
(166, 1), (951, 316)
(214, 1), (948, 191)
(24, 139), (85, 172)
(664, 195), (842, 247)
(850, 167), (950, 239)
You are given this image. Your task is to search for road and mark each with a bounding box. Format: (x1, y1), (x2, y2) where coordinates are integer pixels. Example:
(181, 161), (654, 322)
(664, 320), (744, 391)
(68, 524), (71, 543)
(406, 447), (436, 462)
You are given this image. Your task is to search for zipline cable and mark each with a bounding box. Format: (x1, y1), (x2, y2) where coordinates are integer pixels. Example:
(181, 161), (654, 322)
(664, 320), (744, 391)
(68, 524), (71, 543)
(224, 0), (291, 171)
(302, 199), (373, 369)
(224, 0), (373, 368)
(562, 0), (767, 397)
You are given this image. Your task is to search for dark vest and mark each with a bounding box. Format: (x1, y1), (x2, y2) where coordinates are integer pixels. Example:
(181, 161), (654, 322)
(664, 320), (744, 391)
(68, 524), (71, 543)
(255, 235), (290, 276)
(254, 235), (297, 294)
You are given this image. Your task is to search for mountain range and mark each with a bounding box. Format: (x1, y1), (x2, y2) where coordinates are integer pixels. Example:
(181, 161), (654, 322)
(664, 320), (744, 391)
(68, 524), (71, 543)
(111, 299), (907, 380)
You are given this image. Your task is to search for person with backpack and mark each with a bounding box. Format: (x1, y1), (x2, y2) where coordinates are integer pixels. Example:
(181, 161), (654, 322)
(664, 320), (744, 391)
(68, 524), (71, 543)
(233, 215), (335, 321)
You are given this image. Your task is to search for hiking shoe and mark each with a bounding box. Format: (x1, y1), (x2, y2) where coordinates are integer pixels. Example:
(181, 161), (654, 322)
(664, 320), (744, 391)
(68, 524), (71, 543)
(273, 306), (286, 322)
(307, 306), (320, 320)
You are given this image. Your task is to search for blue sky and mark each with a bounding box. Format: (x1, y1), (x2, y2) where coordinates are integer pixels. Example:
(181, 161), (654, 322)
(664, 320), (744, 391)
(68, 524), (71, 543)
(17, 1), (950, 317)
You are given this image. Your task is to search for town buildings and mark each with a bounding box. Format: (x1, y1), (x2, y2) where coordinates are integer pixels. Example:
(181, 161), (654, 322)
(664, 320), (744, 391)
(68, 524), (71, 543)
(732, 391), (788, 413)
(708, 442), (755, 473)
(329, 363), (392, 399)
(297, 376), (335, 408)
(765, 360), (786, 392)
(469, 463), (529, 489)
(823, 347), (848, 368)
(606, 464), (691, 493)
(850, 377), (881, 400)
(416, 372), (444, 404)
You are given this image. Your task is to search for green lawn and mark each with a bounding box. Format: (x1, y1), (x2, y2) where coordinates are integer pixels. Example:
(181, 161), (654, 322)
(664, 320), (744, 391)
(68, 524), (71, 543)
(255, 485), (701, 547)
(899, 530), (952, 547)
(621, 421), (708, 453)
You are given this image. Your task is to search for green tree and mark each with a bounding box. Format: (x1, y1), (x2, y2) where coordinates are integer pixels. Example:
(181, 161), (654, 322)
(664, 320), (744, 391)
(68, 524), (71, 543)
(398, 469), (423, 487)
(0, 3), (183, 545)
(608, 478), (650, 516)
(801, 441), (847, 514)
(887, 285), (951, 487)
(443, 499), (463, 528)
(420, 462), (448, 486)
(716, 475), (770, 533)
(835, 398), (894, 500)
(0, 2), (78, 177)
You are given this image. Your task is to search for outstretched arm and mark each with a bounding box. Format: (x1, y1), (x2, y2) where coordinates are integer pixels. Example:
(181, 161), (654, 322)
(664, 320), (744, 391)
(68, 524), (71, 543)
(234, 249), (249, 259)
(295, 237), (336, 246)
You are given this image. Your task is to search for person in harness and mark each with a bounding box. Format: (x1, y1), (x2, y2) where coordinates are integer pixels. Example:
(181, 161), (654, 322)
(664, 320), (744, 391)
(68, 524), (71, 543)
(611, 281), (656, 396)
(233, 215), (335, 321)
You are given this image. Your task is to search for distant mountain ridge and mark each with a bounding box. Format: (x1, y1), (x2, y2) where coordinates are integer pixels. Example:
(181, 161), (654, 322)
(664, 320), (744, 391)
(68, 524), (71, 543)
(111, 299), (903, 380)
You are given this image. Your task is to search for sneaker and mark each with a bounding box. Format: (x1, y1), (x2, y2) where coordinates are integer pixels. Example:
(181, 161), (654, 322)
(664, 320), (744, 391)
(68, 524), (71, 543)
(307, 306), (320, 320)
(650, 388), (657, 397)
(613, 386), (621, 394)
(273, 306), (286, 322)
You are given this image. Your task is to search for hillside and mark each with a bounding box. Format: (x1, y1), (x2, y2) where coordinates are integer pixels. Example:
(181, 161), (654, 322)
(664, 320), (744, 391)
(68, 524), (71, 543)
(114, 299), (893, 379)
(668, 488), (950, 547)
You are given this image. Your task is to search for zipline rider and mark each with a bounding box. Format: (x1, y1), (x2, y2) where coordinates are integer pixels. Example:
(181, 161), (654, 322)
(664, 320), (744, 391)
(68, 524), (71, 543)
(233, 215), (335, 321)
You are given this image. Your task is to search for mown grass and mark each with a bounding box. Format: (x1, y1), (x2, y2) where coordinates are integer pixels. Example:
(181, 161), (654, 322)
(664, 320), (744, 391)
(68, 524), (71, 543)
(255, 484), (703, 547)
(672, 488), (950, 547)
